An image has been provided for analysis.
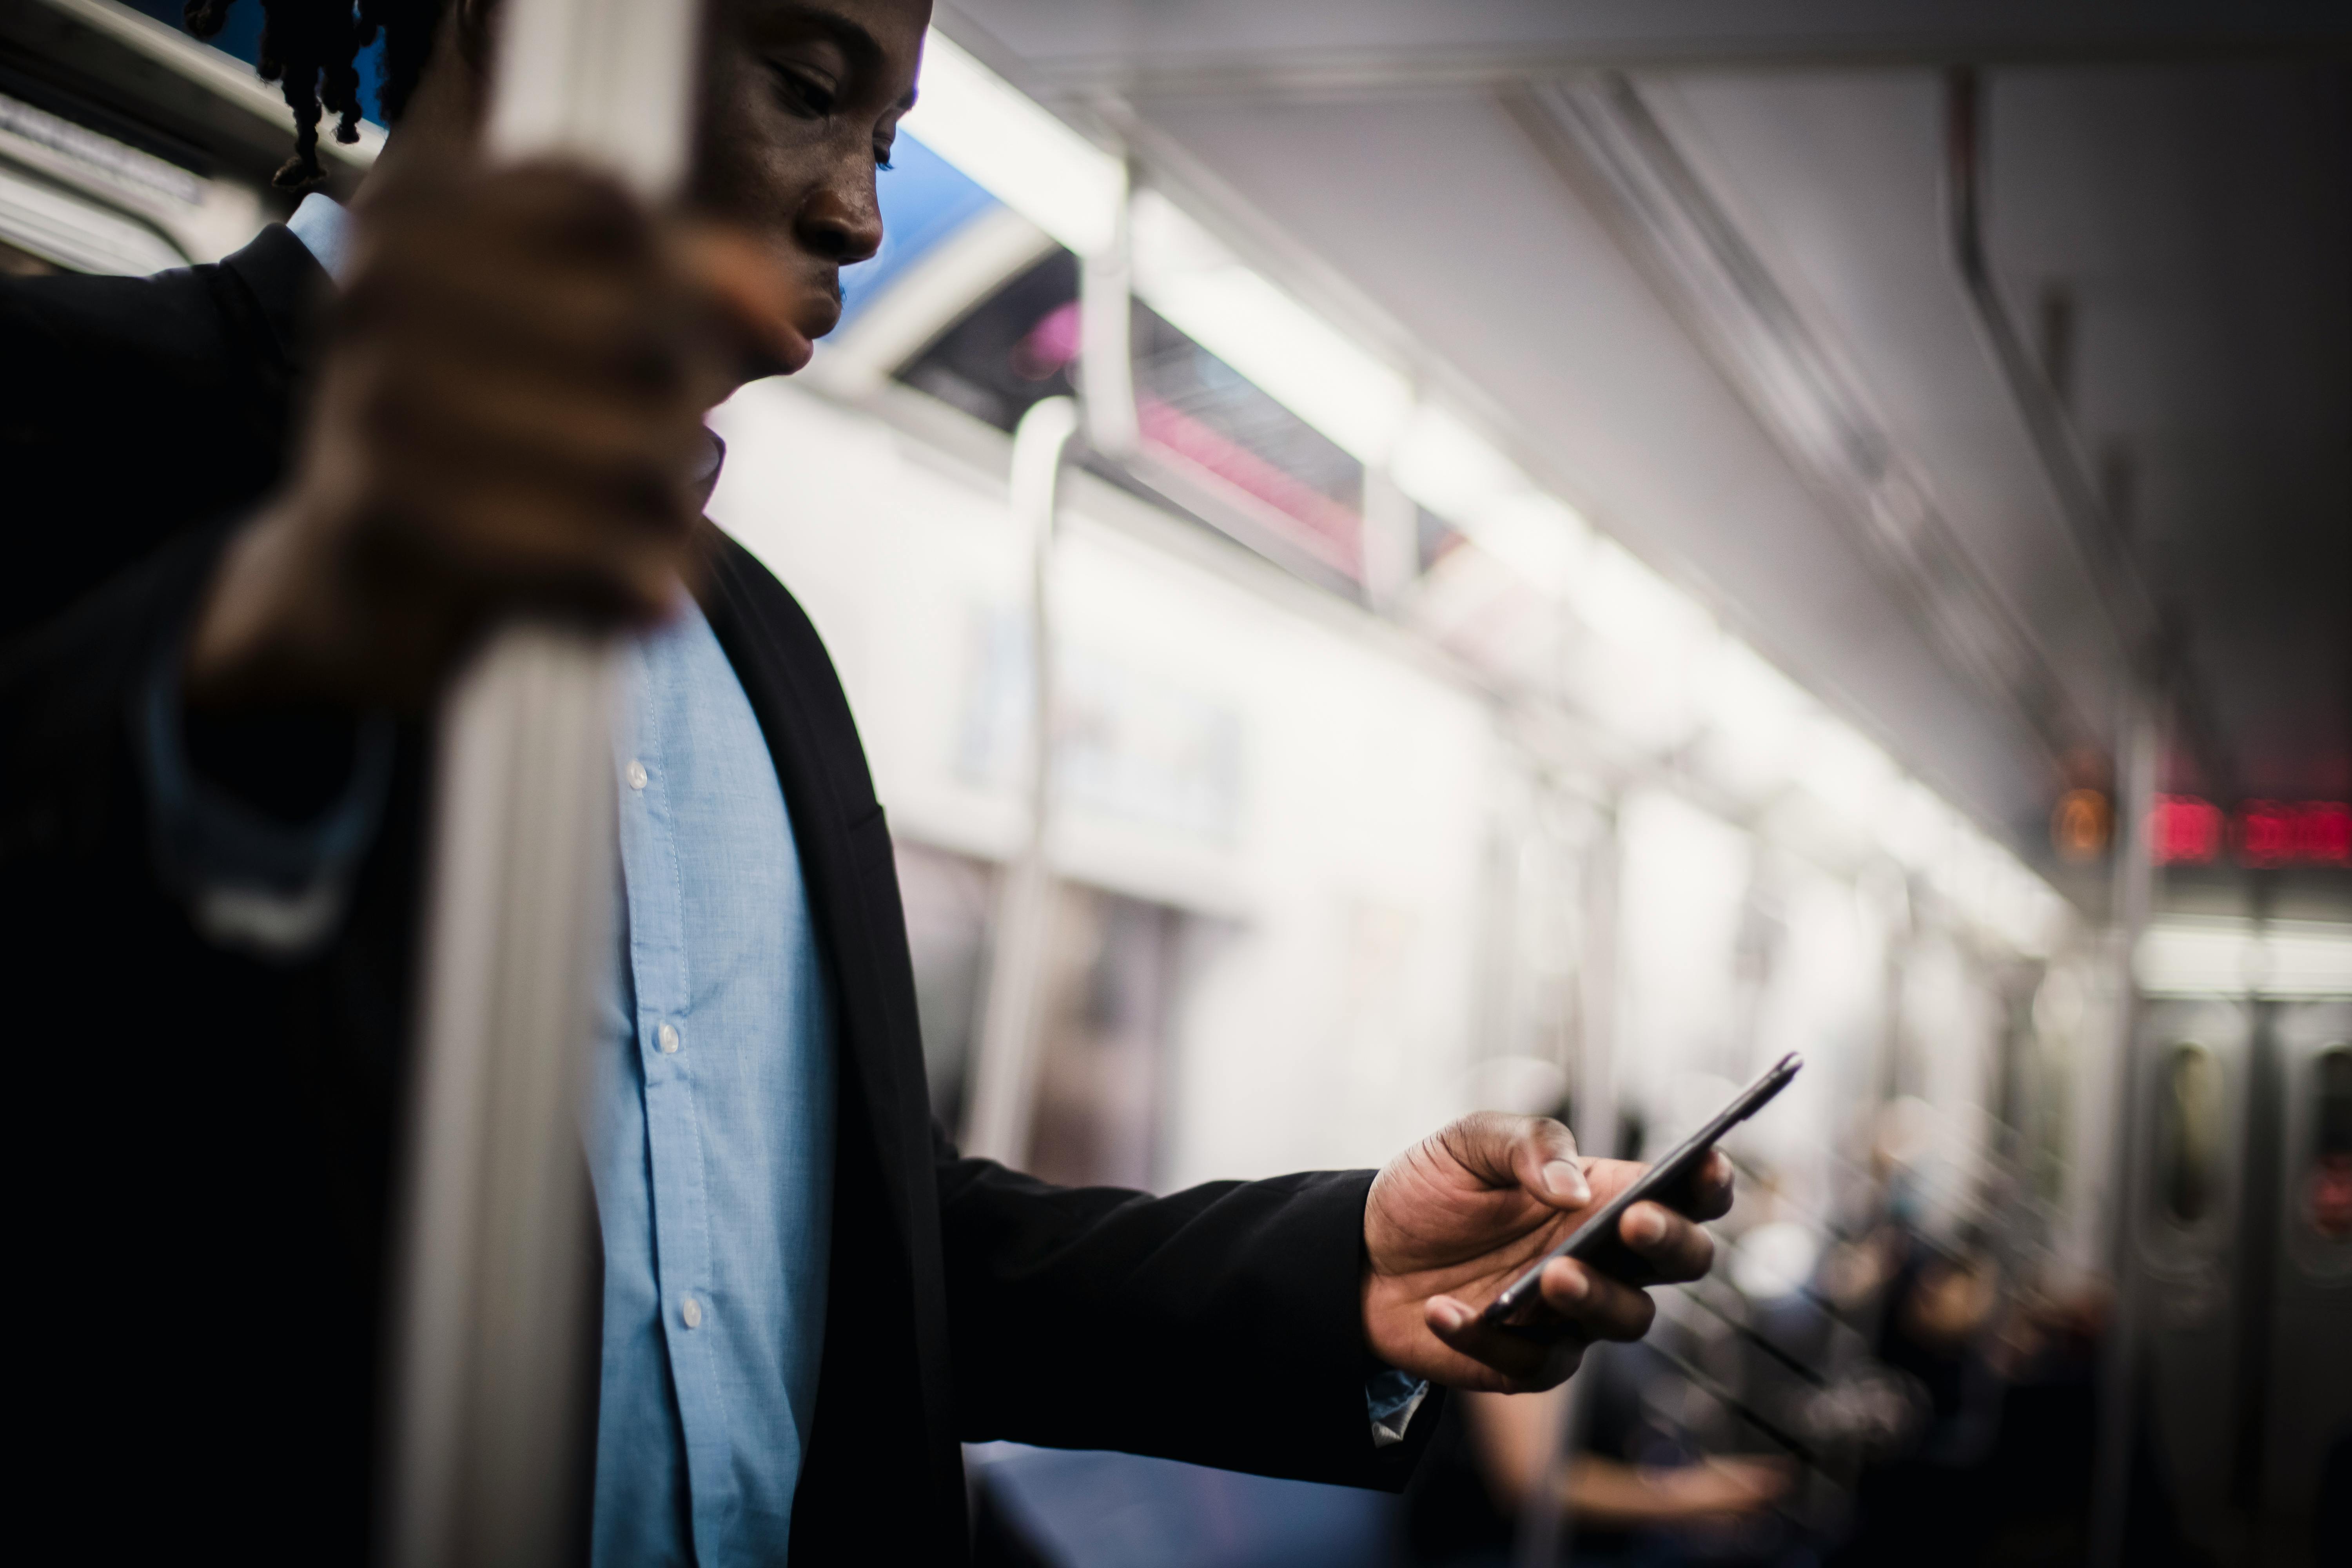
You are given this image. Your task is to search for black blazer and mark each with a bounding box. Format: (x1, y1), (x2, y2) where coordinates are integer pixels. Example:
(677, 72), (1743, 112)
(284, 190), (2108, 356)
(0, 227), (1436, 1563)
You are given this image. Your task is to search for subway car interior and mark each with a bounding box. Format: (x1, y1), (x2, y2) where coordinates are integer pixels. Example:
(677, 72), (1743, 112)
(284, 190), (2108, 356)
(1, 0), (2346, 1564)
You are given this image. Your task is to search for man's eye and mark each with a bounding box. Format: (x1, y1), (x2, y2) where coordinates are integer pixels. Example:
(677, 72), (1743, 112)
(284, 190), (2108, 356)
(874, 142), (896, 171)
(769, 66), (837, 119)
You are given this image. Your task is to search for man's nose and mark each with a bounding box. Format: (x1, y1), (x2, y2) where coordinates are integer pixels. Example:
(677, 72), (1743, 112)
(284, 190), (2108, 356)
(794, 180), (883, 267)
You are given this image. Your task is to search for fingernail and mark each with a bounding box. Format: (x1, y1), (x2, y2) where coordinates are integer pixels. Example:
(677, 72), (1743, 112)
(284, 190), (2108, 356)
(1552, 1261), (1590, 1302)
(1543, 1160), (1590, 1205)
(1434, 1299), (1468, 1332)
(1627, 1206), (1663, 1245)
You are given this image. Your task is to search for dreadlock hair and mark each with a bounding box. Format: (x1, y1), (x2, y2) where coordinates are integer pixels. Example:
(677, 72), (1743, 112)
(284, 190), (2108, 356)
(183, 0), (450, 190)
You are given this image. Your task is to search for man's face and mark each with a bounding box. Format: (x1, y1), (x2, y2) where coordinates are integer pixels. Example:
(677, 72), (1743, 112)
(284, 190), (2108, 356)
(690, 0), (931, 372)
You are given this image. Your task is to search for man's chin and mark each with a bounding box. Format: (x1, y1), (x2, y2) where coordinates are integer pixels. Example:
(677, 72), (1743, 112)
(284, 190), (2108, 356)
(732, 322), (815, 384)
(774, 320), (817, 375)
(789, 296), (840, 370)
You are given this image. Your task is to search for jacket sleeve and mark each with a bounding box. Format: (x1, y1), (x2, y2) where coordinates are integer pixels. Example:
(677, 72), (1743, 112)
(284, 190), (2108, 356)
(0, 521), (227, 878)
(933, 1128), (1443, 1490)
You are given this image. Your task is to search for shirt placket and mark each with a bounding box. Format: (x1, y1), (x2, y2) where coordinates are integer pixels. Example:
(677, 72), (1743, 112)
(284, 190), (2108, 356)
(618, 661), (734, 1563)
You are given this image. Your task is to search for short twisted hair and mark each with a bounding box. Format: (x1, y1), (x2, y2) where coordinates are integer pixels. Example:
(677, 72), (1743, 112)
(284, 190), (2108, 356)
(183, 0), (449, 189)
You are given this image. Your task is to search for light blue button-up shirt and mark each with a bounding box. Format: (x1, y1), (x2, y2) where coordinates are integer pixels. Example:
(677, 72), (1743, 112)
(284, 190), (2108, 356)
(588, 600), (834, 1567)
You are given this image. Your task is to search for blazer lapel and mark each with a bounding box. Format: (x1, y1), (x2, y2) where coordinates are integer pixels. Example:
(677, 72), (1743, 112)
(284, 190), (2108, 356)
(696, 530), (968, 1550)
(693, 530), (942, 1279)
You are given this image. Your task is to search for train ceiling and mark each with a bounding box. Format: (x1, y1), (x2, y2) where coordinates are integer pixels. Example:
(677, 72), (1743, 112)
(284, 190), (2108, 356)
(940, 0), (2350, 873)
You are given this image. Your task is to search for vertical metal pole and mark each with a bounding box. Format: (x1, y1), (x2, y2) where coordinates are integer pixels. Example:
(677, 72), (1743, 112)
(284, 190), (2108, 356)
(965, 396), (1082, 1164)
(1078, 178), (1137, 462)
(967, 165), (1126, 1161)
(2227, 882), (2281, 1554)
(1359, 466), (1418, 613)
(392, 635), (620, 1568)
(2088, 690), (2158, 1568)
(1515, 799), (1622, 1568)
(384, 0), (702, 1561)
(1573, 800), (1624, 1191)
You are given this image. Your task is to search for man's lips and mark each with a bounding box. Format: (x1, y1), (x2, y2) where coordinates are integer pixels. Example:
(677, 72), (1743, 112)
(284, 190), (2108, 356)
(680, 227), (837, 378)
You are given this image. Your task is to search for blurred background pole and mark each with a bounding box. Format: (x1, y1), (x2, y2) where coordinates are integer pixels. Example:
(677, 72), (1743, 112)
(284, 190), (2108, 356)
(966, 147), (1126, 1163)
(1078, 173), (1137, 462)
(382, 0), (702, 1562)
(2088, 689), (2159, 1568)
(1516, 798), (1623, 1568)
(965, 394), (1082, 1164)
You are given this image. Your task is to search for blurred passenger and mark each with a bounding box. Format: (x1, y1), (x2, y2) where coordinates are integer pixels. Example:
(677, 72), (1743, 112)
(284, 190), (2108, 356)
(0, 0), (1736, 1561)
(1828, 1229), (2116, 1566)
(1406, 1347), (1798, 1567)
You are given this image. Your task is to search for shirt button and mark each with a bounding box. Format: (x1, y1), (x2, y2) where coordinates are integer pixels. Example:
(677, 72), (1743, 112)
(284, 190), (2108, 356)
(681, 1296), (703, 1330)
(626, 759), (648, 791)
(657, 1023), (681, 1054)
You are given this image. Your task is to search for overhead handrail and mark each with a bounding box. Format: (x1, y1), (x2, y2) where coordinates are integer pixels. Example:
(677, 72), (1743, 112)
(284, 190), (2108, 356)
(1944, 68), (2160, 672)
(1943, 69), (2231, 803)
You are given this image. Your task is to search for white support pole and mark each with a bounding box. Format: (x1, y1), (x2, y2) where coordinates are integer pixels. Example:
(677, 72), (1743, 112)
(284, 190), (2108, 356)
(2087, 688), (2159, 1568)
(1515, 799), (1622, 1568)
(389, 631), (621, 1568)
(1078, 178), (1137, 461)
(1359, 465), (1418, 613)
(383, 0), (701, 1562)
(965, 396), (1082, 1165)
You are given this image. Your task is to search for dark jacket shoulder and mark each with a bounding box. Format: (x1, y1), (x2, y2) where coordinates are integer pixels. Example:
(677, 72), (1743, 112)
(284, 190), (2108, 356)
(0, 226), (322, 640)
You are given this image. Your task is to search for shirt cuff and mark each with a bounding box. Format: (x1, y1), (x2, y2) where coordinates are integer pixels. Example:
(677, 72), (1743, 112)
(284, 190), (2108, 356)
(1366, 1366), (1432, 1449)
(136, 643), (393, 957)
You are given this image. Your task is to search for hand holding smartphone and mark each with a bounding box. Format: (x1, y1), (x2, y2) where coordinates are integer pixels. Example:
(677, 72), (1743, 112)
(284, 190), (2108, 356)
(1482, 1052), (1802, 1325)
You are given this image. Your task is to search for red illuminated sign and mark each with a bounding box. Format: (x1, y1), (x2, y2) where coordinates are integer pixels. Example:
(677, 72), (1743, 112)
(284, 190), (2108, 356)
(2150, 795), (2223, 864)
(2149, 797), (2352, 868)
(2237, 799), (2352, 867)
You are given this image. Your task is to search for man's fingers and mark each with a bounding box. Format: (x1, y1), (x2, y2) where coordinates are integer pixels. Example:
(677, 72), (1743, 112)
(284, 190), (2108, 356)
(1618, 1200), (1717, 1283)
(1426, 1296), (1587, 1392)
(1536, 1257), (1657, 1341)
(1688, 1149), (1735, 1220)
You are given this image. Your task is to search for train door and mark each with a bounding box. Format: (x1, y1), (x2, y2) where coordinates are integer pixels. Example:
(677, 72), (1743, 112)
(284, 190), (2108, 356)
(2256, 1002), (2351, 1563)
(2129, 998), (2252, 1557)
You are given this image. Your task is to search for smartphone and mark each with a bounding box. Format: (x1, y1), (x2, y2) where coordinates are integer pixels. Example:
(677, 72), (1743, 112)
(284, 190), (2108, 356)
(1482, 1051), (1802, 1325)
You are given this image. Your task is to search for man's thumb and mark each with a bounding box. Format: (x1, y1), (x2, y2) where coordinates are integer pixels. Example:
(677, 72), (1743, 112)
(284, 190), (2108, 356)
(1452, 1111), (1588, 1208)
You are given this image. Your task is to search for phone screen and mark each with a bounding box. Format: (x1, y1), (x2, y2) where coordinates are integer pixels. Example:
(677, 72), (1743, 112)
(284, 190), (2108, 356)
(1482, 1052), (1802, 1325)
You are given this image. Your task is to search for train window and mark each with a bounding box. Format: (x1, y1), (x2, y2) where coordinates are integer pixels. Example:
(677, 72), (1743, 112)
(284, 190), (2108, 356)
(1126, 300), (1368, 584)
(896, 249), (1081, 433)
(2309, 1046), (2352, 1241)
(2319, 1047), (2352, 1156)
(895, 256), (1394, 594)
(2154, 1042), (2222, 1227)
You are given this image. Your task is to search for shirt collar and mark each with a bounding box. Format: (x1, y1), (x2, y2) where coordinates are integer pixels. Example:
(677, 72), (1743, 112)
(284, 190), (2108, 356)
(284, 191), (354, 287)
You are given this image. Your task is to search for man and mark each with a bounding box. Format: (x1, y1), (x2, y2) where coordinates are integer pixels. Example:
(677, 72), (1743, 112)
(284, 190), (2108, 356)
(0, 0), (1731, 1561)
